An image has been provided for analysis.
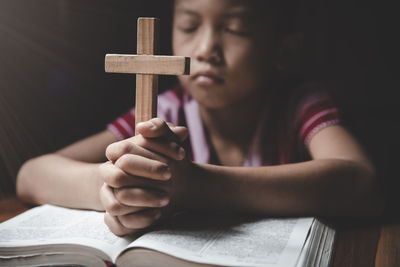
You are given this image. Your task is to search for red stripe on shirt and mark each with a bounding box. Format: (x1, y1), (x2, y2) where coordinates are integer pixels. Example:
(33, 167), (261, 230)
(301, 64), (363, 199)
(296, 98), (336, 127)
(110, 110), (135, 140)
(300, 112), (340, 144)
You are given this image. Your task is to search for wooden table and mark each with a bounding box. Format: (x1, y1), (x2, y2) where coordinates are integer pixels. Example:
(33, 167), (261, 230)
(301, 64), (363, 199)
(0, 197), (399, 266)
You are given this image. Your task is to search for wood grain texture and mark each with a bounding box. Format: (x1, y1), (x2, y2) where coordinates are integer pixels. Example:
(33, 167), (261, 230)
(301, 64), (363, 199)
(332, 223), (381, 267)
(135, 18), (159, 133)
(135, 74), (158, 130)
(105, 55), (190, 75)
(375, 224), (400, 267)
(0, 197), (30, 223)
(137, 17), (159, 55)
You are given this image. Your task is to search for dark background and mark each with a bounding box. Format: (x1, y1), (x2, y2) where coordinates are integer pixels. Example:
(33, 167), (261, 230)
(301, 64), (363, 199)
(0, 1), (398, 215)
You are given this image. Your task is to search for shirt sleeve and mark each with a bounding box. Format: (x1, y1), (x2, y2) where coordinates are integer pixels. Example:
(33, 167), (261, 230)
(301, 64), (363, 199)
(106, 86), (186, 141)
(295, 91), (341, 147)
(107, 108), (135, 140)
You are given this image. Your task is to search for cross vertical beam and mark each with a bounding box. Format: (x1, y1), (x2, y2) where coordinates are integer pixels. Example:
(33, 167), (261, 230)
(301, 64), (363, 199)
(105, 17), (190, 136)
(135, 18), (159, 134)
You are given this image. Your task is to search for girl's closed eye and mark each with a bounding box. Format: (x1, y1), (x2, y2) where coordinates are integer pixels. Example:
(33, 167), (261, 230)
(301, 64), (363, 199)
(174, 11), (200, 34)
(222, 18), (252, 37)
(222, 25), (249, 36)
(178, 24), (198, 34)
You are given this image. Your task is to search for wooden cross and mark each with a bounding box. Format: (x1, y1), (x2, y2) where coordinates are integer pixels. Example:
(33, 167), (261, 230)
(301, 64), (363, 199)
(105, 17), (190, 135)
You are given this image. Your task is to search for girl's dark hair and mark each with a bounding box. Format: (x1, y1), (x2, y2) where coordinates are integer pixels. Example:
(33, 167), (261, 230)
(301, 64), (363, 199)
(245, 1), (303, 78)
(246, 0), (297, 42)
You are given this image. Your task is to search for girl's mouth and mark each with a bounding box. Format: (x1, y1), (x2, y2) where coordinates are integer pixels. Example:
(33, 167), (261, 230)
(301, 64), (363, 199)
(191, 71), (224, 86)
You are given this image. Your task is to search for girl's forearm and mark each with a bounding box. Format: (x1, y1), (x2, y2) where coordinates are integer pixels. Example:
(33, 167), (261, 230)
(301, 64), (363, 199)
(188, 159), (383, 217)
(16, 154), (104, 210)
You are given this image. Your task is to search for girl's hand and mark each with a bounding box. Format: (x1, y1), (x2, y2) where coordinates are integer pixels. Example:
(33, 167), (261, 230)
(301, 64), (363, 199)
(99, 118), (189, 236)
(134, 118), (193, 213)
(100, 182), (167, 236)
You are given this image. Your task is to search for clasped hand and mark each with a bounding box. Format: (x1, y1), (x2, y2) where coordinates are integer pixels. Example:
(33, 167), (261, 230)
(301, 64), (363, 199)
(99, 118), (190, 236)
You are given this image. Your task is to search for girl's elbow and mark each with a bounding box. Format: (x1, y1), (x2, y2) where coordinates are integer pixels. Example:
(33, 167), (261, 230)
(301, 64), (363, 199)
(322, 160), (384, 217)
(16, 159), (36, 204)
(352, 161), (384, 217)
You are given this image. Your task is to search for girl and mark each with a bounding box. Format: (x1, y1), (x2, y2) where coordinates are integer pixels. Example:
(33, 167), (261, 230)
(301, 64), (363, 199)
(16, 0), (383, 236)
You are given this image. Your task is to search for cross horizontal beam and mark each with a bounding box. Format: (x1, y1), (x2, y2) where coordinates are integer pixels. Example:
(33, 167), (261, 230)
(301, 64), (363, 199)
(105, 54), (190, 75)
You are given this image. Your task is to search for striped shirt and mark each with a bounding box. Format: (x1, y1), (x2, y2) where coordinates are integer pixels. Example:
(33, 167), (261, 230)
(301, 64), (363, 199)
(107, 84), (340, 166)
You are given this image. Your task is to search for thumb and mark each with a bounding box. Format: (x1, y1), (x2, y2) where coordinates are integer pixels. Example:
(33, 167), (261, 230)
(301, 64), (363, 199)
(169, 125), (189, 143)
(136, 118), (188, 143)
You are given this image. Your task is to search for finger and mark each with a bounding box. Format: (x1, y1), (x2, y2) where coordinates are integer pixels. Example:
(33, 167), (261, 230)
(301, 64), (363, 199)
(100, 161), (132, 188)
(114, 187), (169, 208)
(117, 208), (162, 230)
(100, 183), (144, 216)
(106, 134), (184, 162)
(105, 137), (169, 163)
(165, 122), (189, 143)
(136, 118), (181, 143)
(99, 161), (136, 188)
(170, 126), (189, 143)
(104, 212), (137, 236)
(135, 136), (186, 161)
(115, 154), (172, 180)
(100, 162), (166, 189)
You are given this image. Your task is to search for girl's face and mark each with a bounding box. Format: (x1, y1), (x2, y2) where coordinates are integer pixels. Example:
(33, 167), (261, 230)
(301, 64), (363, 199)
(173, 0), (269, 109)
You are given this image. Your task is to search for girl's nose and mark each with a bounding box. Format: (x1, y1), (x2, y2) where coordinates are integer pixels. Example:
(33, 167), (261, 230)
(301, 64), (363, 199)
(194, 28), (223, 65)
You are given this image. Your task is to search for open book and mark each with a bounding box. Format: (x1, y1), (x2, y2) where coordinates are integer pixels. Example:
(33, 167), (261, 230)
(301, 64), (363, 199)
(0, 205), (335, 267)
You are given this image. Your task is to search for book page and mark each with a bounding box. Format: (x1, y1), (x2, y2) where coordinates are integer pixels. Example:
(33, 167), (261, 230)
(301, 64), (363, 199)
(125, 215), (314, 267)
(0, 205), (134, 262)
(301, 219), (335, 267)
